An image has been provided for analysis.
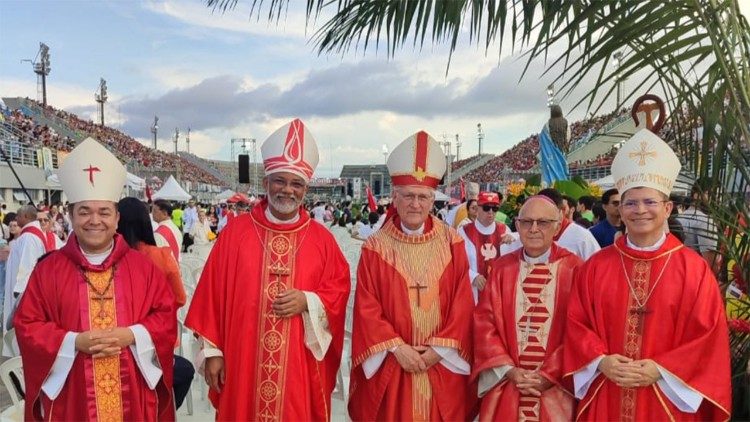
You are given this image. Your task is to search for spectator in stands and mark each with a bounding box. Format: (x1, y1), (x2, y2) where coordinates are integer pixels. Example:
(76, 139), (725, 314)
(589, 188), (621, 248)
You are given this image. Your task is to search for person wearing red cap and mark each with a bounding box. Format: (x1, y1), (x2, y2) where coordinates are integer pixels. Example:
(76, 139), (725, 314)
(349, 130), (476, 421)
(186, 119), (350, 421)
(457, 191), (516, 304)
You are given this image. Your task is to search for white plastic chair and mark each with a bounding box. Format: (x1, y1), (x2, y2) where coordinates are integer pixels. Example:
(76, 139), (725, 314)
(0, 357), (24, 406)
(2, 329), (18, 358)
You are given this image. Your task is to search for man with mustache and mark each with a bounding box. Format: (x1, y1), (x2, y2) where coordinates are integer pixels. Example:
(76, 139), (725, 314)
(186, 119), (350, 421)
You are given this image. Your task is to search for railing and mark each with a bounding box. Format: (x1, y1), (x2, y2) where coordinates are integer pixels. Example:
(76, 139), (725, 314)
(1, 139), (40, 167)
(569, 164), (611, 182)
(568, 113), (630, 154)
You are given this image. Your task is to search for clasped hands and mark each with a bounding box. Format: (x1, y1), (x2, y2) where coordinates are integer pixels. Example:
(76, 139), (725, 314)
(507, 368), (553, 397)
(272, 289), (307, 318)
(393, 344), (442, 373)
(599, 354), (661, 388)
(75, 327), (135, 358)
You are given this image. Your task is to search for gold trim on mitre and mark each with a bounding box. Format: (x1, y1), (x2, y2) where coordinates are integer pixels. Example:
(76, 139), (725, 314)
(610, 129), (681, 196)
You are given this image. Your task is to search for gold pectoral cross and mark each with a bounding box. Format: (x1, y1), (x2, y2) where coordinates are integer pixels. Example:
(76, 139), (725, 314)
(410, 282), (427, 307)
(629, 305), (651, 333)
(269, 263), (291, 278)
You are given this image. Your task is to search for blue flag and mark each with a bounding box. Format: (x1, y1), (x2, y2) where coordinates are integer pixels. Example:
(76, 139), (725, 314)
(539, 123), (570, 186)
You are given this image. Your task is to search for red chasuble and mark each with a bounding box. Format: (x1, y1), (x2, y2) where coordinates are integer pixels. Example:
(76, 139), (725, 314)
(14, 234), (177, 421)
(348, 215), (476, 421)
(463, 222), (508, 278)
(472, 244), (581, 421)
(185, 200), (350, 421)
(564, 234), (731, 420)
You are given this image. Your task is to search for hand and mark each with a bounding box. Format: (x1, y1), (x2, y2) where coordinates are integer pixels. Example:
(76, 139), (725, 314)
(473, 275), (487, 291)
(598, 354), (641, 386)
(0, 246), (9, 262)
(272, 289), (308, 317)
(393, 345), (427, 373)
(501, 234), (515, 244)
(75, 330), (121, 358)
(107, 327), (135, 348)
(618, 359), (662, 388)
(205, 356), (226, 393)
(508, 368), (547, 397)
(413, 346), (441, 369)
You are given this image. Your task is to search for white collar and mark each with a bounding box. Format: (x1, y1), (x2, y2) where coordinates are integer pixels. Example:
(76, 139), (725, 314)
(523, 247), (552, 264)
(473, 219), (496, 235)
(265, 207), (300, 225)
(626, 232), (667, 251)
(21, 220), (41, 231)
(401, 223), (425, 235)
(80, 241), (114, 265)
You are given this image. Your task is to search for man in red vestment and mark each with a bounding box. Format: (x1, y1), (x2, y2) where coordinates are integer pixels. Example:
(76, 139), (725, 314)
(348, 130), (475, 421)
(14, 138), (177, 421)
(458, 191), (516, 304)
(473, 196), (582, 420)
(563, 125), (731, 420)
(185, 119), (350, 421)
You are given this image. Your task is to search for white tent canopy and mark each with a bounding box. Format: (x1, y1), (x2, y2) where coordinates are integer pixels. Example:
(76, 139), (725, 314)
(592, 175), (614, 190)
(215, 189), (235, 201)
(153, 175), (191, 201)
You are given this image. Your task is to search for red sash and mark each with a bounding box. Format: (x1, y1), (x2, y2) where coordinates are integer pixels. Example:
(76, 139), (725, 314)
(155, 224), (180, 261)
(463, 222), (507, 277)
(20, 226), (56, 252)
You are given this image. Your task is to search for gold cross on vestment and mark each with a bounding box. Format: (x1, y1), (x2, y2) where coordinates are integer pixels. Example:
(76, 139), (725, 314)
(629, 141), (658, 166)
(409, 282), (427, 306)
(269, 263), (291, 277)
(629, 305), (651, 333)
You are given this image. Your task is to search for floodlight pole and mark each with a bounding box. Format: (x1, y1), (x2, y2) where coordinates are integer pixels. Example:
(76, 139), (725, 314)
(151, 116), (158, 149)
(95, 78), (107, 126)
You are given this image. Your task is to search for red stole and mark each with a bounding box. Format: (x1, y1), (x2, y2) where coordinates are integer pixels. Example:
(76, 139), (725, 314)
(462, 222), (507, 277)
(473, 244), (580, 421)
(185, 200), (350, 421)
(20, 226), (56, 252)
(155, 224), (179, 261)
(14, 234), (176, 421)
(563, 234), (731, 421)
(348, 215), (476, 421)
(553, 218), (571, 242)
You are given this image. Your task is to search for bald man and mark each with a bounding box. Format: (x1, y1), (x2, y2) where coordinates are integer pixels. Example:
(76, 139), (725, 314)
(3, 205), (47, 354)
(471, 196), (583, 420)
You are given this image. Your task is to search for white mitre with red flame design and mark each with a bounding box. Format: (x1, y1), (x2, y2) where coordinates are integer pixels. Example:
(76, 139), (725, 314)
(261, 119), (319, 182)
(57, 137), (127, 203)
(387, 130), (446, 189)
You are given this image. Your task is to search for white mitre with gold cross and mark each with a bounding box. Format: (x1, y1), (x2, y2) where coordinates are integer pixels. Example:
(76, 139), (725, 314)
(57, 137), (127, 203)
(610, 129), (681, 196)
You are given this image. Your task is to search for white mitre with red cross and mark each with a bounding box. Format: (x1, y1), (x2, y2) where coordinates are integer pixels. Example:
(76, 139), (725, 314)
(387, 130), (446, 189)
(58, 137), (127, 203)
(261, 119), (319, 182)
(610, 129), (681, 196)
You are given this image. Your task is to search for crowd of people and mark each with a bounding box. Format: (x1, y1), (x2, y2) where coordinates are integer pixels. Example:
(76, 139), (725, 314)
(19, 99), (224, 185)
(3, 108), (77, 152)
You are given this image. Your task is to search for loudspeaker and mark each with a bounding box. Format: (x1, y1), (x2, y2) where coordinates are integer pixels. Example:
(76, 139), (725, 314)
(347, 181), (353, 197)
(238, 154), (250, 183)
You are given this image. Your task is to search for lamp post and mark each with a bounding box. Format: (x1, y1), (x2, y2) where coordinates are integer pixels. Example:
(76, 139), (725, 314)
(95, 78), (108, 126)
(477, 124), (484, 156)
(442, 135), (452, 190)
(613, 51), (624, 107)
(150, 116), (158, 149)
(173, 128), (179, 154)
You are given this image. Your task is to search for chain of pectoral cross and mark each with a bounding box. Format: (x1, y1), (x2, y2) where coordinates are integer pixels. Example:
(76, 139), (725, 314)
(620, 252), (672, 331)
(81, 266), (116, 319)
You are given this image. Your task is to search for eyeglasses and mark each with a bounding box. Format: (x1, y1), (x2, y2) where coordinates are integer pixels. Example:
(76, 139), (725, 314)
(399, 193), (433, 204)
(516, 218), (558, 231)
(482, 205), (500, 213)
(620, 199), (668, 210)
(38, 218), (50, 222)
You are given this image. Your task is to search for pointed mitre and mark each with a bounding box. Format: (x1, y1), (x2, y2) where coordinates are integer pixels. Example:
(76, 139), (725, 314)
(261, 119), (319, 182)
(611, 129), (681, 196)
(57, 137), (127, 203)
(387, 131), (446, 189)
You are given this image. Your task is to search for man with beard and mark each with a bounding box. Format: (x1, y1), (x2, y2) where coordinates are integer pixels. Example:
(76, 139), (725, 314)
(186, 119), (350, 421)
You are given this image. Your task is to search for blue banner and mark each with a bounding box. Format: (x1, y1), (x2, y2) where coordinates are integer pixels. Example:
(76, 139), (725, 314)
(539, 123), (570, 186)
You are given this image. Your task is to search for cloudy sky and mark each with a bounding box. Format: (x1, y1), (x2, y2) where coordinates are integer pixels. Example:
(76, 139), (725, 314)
(2, 1), (747, 177)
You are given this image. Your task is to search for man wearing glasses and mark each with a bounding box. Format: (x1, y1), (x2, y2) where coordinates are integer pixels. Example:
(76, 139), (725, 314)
(564, 127), (730, 419)
(472, 195), (582, 420)
(458, 191), (516, 304)
(589, 188), (621, 247)
(349, 130), (475, 421)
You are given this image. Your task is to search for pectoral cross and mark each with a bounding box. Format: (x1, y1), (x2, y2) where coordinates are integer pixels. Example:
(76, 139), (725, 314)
(629, 305), (651, 333)
(269, 263), (291, 280)
(409, 282), (427, 307)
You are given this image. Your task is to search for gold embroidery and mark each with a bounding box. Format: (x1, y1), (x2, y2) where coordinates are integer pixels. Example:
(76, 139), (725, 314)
(621, 260), (650, 422)
(352, 338), (406, 367)
(629, 141), (658, 166)
(253, 229), (297, 421)
(366, 218), (456, 420)
(87, 268), (123, 422)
